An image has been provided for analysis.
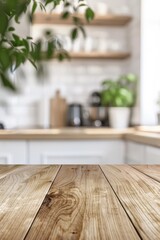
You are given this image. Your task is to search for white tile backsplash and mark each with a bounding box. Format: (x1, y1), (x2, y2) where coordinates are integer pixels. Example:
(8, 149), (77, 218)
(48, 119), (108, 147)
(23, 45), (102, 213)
(0, 0), (140, 128)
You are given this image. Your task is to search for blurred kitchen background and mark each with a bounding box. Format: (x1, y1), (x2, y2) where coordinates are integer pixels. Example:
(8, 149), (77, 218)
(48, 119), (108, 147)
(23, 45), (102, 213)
(0, 0), (159, 129)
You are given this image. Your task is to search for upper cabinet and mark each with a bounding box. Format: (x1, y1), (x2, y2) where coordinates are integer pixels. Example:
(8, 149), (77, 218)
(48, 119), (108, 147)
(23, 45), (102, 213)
(33, 13), (132, 26)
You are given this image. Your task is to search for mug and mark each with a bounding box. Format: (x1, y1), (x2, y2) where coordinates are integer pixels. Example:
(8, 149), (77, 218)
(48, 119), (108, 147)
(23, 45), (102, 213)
(84, 37), (93, 52)
(96, 2), (109, 15)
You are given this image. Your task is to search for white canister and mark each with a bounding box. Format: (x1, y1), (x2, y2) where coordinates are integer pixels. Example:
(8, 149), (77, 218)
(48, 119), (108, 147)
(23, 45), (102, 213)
(63, 36), (72, 51)
(98, 38), (108, 52)
(109, 41), (122, 52)
(84, 37), (93, 52)
(96, 2), (109, 15)
(72, 38), (82, 52)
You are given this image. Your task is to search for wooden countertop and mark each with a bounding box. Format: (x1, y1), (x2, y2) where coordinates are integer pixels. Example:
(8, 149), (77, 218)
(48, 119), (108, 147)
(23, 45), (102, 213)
(0, 128), (159, 147)
(0, 128), (134, 140)
(136, 126), (160, 133)
(125, 131), (160, 148)
(0, 165), (160, 240)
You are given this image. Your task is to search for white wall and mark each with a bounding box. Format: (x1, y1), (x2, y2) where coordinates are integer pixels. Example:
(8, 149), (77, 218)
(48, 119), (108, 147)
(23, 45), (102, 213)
(140, 0), (160, 125)
(0, 0), (141, 128)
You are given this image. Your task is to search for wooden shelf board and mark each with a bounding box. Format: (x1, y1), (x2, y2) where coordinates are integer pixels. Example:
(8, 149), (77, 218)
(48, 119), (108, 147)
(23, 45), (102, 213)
(69, 52), (131, 60)
(33, 13), (132, 26)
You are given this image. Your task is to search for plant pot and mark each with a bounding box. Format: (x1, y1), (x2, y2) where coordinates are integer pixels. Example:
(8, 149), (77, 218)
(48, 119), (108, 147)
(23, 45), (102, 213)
(108, 107), (131, 129)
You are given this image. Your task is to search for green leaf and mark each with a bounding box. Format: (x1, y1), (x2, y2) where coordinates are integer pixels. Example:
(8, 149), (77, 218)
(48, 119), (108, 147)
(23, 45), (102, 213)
(0, 49), (10, 69)
(31, 1), (37, 15)
(61, 11), (70, 19)
(64, 2), (71, 7)
(46, 41), (55, 58)
(22, 39), (30, 52)
(39, 3), (46, 12)
(78, 3), (87, 8)
(71, 28), (78, 40)
(85, 7), (94, 22)
(45, 0), (54, 6)
(72, 16), (80, 24)
(79, 26), (86, 38)
(57, 53), (65, 61)
(8, 27), (15, 32)
(12, 34), (20, 44)
(0, 73), (17, 91)
(0, 12), (8, 34)
(28, 58), (37, 69)
(27, 36), (33, 40)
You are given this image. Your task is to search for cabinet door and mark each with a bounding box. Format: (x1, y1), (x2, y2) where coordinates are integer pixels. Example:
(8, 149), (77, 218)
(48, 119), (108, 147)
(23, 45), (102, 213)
(0, 141), (28, 164)
(0, 153), (12, 164)
(145, 146), (160, 164)
(126, 141), (146, 164)
(29, 140), (125, 164)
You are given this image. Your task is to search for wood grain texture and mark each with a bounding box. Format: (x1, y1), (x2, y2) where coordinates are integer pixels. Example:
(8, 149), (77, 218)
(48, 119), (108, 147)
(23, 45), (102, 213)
(25, 165), (140, 240)
(101, 165), (160, 240)
(0, 165), (22, 180)
(0, 165), (60, 240)
(132, 165), (160, 182)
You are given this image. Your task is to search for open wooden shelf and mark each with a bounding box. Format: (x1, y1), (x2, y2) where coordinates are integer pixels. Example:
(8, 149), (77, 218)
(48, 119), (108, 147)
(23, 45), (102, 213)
(33, 13), (132, 26)
(69, 52), (131, 60)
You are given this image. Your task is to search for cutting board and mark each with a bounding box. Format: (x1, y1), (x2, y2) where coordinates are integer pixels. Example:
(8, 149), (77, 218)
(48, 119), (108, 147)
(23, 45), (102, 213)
(50, 91), (67, 128)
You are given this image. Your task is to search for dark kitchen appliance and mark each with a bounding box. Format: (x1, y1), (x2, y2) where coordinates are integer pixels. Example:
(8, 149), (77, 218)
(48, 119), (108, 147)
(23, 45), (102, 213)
(67, 104), (83, 127)
(89, 91), (101, 107)
(0, 123), (5, 129)
(88, 106), (108, 127)
(88, 91), (108, 127)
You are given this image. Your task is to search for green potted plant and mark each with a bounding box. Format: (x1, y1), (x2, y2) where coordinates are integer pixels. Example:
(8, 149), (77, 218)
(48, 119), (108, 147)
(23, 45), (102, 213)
(101, 74), (137, 129)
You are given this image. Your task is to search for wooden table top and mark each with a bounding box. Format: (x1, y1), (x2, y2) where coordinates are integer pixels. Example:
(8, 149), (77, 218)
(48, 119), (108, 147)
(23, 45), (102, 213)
(0, 165), (160, 240)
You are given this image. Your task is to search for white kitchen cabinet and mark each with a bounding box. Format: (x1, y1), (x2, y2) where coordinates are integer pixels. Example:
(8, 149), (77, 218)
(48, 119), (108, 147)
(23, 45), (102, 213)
(126, 141), (146, 164)
(145, 146), (160, 164)
(29, 140), (125, 164)
(0, 141), (28, 164)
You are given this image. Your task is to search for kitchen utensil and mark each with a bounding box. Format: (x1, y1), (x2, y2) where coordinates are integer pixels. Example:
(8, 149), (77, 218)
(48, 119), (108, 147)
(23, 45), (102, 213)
(89, 91), (101, 107)
(88, 106), (108, 127)
(50, 90), (68, 128)
(0, 123), (5, 129)
(67, 104), (83, 127)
